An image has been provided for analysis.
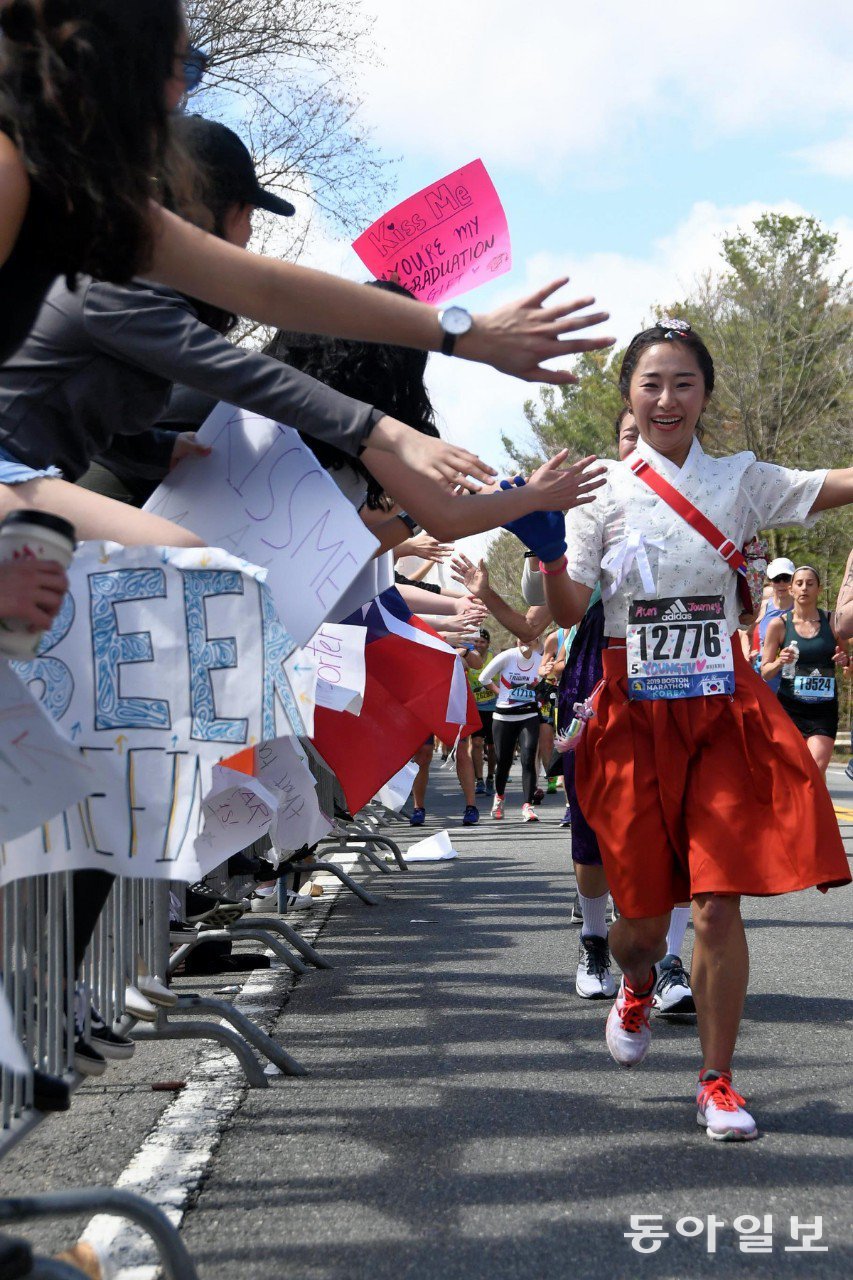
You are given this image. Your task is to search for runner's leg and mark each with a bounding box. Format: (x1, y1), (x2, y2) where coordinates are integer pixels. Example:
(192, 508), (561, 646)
(806, 733), (834, 776)
(412, 743), (434, 810)
(455, 741), (476, 806)
(518, 719), (540, 804)
(492, 719), (522, 797)
(690, 893), (748, 1074)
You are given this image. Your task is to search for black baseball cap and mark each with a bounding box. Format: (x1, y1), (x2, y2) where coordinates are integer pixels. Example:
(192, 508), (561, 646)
(177, 115), (295, 217)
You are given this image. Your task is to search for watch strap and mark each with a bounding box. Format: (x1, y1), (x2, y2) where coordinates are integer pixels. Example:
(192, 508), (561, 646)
(440, 328), (457, 357)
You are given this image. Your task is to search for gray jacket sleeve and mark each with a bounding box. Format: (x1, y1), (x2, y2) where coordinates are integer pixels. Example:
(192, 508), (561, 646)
(81, 280), (383, 457)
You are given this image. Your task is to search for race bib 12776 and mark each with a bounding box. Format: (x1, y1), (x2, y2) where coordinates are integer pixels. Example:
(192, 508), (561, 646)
(626, 595), (734, 701)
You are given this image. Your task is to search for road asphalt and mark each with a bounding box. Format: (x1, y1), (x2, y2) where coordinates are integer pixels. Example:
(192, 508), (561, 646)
(2, 762), (851, 1279)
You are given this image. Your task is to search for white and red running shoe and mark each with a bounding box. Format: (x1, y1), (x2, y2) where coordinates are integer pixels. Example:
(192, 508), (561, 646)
(605, 975), (654, 1067)
(696, 1070), (758, 1141)
(521, 802), (539, 823)
(491, 795), (505, 820)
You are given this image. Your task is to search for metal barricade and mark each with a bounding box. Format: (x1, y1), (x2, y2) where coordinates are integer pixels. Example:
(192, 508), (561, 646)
(0, 873), (200, 1280)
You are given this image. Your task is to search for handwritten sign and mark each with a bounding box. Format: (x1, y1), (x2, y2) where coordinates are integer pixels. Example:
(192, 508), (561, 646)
(0, 543), (305, 888)
(220, 736), (331, 853)
(352, 159), (511, 303)
(145, 404), (379, 647)
(306, 623), (366, 715)
(0, 662), (94, 841)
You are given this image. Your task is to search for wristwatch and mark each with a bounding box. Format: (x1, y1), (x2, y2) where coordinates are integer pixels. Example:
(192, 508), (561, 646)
(397, 511), (422, 536)
(438, 305), (473, 356)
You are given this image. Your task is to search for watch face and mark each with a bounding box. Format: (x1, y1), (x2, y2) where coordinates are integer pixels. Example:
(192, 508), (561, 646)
(441, 306), (473, 336)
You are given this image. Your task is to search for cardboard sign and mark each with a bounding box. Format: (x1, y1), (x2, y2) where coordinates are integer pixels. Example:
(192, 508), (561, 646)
(0, 543), (305, 887)
(0, 662), (94, 841)
(145, 404), (379, 647)
(352, 159), (511, 303)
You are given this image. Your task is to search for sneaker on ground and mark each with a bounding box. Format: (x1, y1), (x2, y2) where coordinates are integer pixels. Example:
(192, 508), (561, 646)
(485, 778), (495, 795)
(605, 976), (654, 1068)
(696, 1070), (758, 1141)
(491, 795), (504, 820)
(409, 806), (426, 827)
(560, 805), (572, 828)
(532, 787), (545, 804)
(73, 1036), (107, 1077)
(475, 779), (486, 796)
(137, 973), (177, 1008)
(246, 884), (277, 912)
(575, 934), (617, 999)
(568, 891), (582, 925)
(285, 888), (314, 910)
(462, 804), (480, 826)
(124, 984), (157, 1023)
(89, 1007), (135, 1060)
(185, 888), (244, 927)
(33, 1070), (71, 1112)
(546, 777), (559, 794)
(521, 802), (539, 823)
(653, 954), (696, 1015)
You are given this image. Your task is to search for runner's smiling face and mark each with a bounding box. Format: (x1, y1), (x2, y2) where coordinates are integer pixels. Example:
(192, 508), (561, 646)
(627, 343), (710, 466)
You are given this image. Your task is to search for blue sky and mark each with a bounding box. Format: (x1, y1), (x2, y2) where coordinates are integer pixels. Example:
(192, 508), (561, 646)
(289, 0), (852, 558)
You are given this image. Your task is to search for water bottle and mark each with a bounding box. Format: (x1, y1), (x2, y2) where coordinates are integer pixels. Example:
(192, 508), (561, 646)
(781, 640), (799, 681)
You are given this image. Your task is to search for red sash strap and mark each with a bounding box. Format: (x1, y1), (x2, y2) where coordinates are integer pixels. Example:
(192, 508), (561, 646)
(629, 456), (747, 578)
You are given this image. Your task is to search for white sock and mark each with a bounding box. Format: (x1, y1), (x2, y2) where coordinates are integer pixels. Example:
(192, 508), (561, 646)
(579, 890), (609, 940)
(666, 906), (691, 959)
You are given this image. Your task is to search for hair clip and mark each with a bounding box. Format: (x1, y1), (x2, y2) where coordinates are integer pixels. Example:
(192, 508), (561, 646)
(658, 316), (692, 338)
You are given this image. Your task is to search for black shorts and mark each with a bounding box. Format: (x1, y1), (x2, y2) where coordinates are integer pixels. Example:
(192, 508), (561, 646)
(472, 709), (494, 745)
(778, 694), (838, 741)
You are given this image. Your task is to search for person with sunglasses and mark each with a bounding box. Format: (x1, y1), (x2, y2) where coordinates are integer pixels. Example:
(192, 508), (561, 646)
(750, 557), (795, 692)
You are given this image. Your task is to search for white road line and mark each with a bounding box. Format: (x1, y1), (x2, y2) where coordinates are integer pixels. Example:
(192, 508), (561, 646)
(79, 849), (368, 1278)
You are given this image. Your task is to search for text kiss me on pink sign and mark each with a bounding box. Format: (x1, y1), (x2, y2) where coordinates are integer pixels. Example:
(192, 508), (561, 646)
(352, 159), (511, 304)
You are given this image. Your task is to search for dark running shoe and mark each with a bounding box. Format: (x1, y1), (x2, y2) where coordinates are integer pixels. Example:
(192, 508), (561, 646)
(533, 787), (545, 804)
(89, 1007), (135, 1060)
(560, 805), (572, 827)
(653, 954), (696, 1015)
(575, 934), (617, 999)
(462, 804), (480, 825)
(475, 779), (486, 796)
(409, 807), (426, 827)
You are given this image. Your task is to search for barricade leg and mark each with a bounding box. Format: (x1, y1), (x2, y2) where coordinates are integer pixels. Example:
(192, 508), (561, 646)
(170, 995), (306, 1076)
(0, 1190), (199, 1280)
(343, 822), (409, 871)
(228, 916), (332, 969)
(292, 858), (379, 905)
(130, 1016), (270, 1088)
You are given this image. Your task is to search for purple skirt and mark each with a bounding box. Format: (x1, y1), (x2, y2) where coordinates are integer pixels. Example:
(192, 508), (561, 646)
(558, 599), (605, 866)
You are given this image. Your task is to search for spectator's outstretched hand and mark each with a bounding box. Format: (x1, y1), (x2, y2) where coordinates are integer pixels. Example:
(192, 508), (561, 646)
(0, 559), (68, 632)
(450, 553), (489, 598)
(465, 282), (615, 384)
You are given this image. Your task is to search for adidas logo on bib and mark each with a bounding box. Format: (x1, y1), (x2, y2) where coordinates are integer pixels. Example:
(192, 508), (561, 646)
(661, 598), (692, 623)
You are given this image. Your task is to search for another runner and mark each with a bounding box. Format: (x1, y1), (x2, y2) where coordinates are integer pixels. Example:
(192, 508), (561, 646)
(468, 628), (497, 796)
(750, 557), (794, 691)
(535, 319), (852, 1141)
(478, 638), (545, 822)
(761, 565), (849, 775)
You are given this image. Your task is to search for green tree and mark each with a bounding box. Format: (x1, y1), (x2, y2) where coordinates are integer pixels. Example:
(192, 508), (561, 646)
(673, 212), (853, 569)
(501, 349), (626, 472)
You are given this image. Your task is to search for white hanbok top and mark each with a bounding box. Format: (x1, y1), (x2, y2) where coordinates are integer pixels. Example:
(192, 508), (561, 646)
(565, 436), (826, 638)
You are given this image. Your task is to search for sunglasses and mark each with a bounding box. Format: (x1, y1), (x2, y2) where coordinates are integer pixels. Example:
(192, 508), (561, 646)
(770, 574), (792, 584)
(181, 46), (208, 93)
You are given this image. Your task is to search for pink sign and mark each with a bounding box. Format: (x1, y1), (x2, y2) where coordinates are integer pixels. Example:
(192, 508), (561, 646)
(352, 159), (511, 304)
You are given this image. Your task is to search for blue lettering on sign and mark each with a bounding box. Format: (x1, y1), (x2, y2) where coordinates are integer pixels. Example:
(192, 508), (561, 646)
(260, 583), (302, 740)
(12, 590), (76, 720)
(89, 569), (170, 731)
(183, 569), (248, 744)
